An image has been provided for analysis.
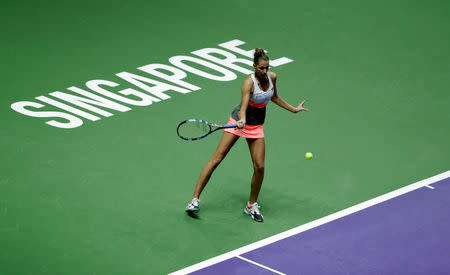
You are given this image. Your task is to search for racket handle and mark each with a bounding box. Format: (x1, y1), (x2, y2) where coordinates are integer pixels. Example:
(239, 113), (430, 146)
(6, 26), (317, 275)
(223, 124), (237, 128)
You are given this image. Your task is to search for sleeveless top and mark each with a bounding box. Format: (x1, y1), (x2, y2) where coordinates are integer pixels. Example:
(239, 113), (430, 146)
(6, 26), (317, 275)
(231, 72), (274, 125)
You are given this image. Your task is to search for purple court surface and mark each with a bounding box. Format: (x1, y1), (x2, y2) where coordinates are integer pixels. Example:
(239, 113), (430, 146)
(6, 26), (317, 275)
(180, 175), (449, 274)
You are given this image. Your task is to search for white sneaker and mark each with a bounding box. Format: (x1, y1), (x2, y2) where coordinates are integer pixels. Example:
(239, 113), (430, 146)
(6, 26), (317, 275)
(244, 202), (264, 222)
(186, 198), (200, 213)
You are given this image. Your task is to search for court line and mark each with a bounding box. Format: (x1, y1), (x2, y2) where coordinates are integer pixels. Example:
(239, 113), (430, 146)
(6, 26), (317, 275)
(169, 170), (450, 275)
(236, 255), (286, 275)
(425, 185), (435, 189)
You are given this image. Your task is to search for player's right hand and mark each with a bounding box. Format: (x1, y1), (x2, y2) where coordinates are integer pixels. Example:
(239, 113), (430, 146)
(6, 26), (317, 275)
(237, 119), (245, 129)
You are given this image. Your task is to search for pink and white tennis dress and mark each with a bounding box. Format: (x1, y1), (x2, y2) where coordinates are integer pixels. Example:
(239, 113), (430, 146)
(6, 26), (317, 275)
(224, 72), (274, 138)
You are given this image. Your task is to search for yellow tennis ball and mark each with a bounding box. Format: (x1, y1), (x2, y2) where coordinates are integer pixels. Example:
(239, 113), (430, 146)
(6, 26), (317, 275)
(305, 152), (313, 160)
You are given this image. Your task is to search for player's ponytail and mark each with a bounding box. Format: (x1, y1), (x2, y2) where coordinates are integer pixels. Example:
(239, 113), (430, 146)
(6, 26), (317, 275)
(253, 48), (269, 65)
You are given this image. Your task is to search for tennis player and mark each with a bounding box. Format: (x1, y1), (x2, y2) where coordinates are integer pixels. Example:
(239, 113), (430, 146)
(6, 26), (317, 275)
(186, 48), (308, 222)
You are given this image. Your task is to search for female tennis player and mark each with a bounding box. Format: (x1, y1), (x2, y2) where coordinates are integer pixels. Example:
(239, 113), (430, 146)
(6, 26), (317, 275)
(186, 48), (308, 222)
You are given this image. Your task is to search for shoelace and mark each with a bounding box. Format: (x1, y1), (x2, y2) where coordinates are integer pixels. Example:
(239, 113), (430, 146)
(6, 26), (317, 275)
(249, 203), (261, 215)
(190, 198), (200, 206)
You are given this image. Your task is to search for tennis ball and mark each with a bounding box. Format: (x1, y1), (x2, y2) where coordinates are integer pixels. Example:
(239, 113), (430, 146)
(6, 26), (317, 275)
(305, 152), (313, 160)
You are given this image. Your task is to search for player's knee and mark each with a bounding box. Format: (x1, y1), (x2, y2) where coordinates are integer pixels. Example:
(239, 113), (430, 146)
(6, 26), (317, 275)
(210, 154), (225, 166)
(253, 163), (264, 173)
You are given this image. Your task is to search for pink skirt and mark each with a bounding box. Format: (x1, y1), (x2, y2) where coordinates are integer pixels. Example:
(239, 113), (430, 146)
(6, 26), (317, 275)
(223, 116), (264, 138)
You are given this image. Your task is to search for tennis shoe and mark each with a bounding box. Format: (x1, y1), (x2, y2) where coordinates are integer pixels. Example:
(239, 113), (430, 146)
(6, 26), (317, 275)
(244, 202), (264, 222)
(186, 198), (200, 213)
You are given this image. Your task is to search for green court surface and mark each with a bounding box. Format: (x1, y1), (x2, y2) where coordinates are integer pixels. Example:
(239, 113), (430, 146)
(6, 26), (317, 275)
(1, 1), (449, 274)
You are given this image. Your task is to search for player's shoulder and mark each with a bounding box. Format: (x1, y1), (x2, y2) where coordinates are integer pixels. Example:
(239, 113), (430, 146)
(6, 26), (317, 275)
(243, 75), (254, 85)
(269, 71), (277, 80)
(242, 75), (254, 90)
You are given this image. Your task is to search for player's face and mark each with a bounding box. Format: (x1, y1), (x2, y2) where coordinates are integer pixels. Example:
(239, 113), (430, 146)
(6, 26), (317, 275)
(254, 60), (269, 77)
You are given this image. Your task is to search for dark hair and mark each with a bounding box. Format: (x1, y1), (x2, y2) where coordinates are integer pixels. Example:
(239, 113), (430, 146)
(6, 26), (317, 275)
(253, 48), (269, 65)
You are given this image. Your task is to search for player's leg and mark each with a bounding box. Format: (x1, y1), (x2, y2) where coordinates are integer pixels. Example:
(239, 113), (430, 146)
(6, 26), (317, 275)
(191, 131), (239, 200)
(247, 137), (265, 203)
(244, 137), (265, 222)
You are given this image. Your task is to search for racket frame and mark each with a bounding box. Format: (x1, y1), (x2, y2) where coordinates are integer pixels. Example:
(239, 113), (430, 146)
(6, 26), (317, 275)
(176, 119), (237, 141)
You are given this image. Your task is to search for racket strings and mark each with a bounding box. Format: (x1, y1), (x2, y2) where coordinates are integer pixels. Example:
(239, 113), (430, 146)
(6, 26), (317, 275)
(178, 121), (210, 139)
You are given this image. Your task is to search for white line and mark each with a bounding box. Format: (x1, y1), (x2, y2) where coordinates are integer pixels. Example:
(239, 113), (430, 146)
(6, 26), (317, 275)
(169, 170), (449, 275)
(425, 185), (435, 189)
(236, 255), (286, 275)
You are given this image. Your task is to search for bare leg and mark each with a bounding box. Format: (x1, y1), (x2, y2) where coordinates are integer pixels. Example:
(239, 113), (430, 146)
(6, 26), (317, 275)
(246, 138), (265, 204)
(191, 132), (239, 199)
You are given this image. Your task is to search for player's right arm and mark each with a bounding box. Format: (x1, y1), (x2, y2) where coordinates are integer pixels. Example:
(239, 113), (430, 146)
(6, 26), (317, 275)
(237, 76), (253, 128)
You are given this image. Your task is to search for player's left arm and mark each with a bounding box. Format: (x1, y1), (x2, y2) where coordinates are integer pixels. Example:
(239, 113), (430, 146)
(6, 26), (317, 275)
(270, 72), (308, 113)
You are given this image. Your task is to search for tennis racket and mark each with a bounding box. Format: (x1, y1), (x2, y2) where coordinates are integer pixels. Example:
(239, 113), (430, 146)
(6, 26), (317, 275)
(177, 119), (237, 141)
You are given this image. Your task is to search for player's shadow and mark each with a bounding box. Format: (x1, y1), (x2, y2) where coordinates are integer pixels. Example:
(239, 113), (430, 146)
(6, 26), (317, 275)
(186, 211), (200, 219)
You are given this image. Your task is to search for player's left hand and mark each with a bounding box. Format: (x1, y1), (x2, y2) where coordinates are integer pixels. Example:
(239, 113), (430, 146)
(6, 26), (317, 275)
(294, 100), (308, 113)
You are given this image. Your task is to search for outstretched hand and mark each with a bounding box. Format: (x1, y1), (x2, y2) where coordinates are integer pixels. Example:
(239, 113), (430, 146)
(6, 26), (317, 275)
(293, 100), (308, 113)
